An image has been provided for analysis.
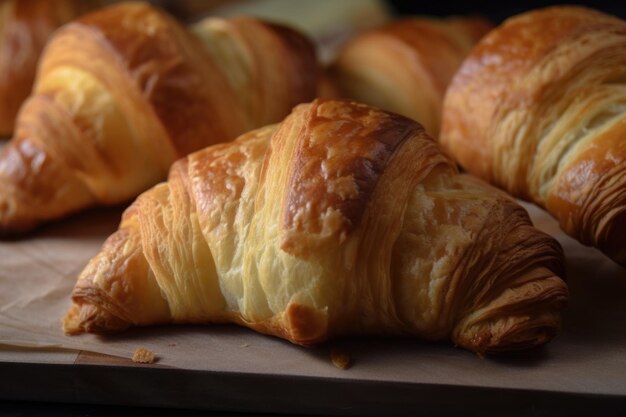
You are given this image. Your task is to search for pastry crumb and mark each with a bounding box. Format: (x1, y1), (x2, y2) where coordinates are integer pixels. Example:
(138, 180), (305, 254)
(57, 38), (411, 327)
(330, 348), (351, 370)
(240, 343), (250, 348)
(132, 347), (156, 364)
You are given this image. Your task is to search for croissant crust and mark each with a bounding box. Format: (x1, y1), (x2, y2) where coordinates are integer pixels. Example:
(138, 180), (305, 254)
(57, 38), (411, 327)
(64, 99), (568, 355)
(0, 2), (318, 233)
(325, 16), (492, 136)
(0, 0), (96, 136)
(440, 6), (626, 265)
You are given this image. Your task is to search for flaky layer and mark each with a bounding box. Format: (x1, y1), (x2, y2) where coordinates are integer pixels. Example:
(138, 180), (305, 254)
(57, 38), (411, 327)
(0, 2), (318, 234)
(441, 6), (626, 265)
(65, 99), (567, 355)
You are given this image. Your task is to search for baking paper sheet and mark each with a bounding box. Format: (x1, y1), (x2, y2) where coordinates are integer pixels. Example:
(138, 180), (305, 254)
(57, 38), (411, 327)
(0, 203), (625, 396)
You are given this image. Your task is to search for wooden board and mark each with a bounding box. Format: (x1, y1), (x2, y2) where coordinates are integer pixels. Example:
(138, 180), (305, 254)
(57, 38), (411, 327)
(2, 348), (626, 416)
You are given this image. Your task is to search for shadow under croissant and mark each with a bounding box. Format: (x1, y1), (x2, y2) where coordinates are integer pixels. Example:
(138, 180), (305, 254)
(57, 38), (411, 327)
(86, 323), (556, 367)
(557, 256), (626, 349)
(84, 323), (344, 368)
(302, 336), (552, 366)
(0, 206), (125, 241)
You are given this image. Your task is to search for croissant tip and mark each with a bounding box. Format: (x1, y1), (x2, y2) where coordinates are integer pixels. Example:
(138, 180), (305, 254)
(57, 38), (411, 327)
(62, 302), (131, 335)
(0, 193), (42, 237)
(457, 323), (559, 356)
(62, 305), (83, 335)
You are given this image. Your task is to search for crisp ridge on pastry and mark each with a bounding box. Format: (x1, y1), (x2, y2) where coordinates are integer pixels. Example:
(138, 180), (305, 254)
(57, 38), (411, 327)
(0, 1), (318, 233)
(0, 0), (99, 137)
(64, 99), (568, 355)
(324, 16), (492, 136)
(440, 6), (626, 266)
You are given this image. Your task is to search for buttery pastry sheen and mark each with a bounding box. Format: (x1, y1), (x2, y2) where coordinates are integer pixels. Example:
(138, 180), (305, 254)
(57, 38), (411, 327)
(0, 0), (98, 136)
(441, 6), (626, 266)
(0, 2), (318, 233)
(64, 100), (568, 355)
(325, 16), (492, 136)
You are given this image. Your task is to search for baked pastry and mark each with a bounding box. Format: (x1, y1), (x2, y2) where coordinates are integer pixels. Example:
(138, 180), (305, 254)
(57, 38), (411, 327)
(325, 16), (492, 136)
(64, 99), (568, 355)
(0, 2), (317, 233)
(0, 0), (100, 136)
(440, 6), (626, 266)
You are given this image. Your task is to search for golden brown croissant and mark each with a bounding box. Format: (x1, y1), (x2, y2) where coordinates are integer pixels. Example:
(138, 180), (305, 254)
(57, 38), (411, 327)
(440, 6), (626, 266)
(324, 16), (492, 136)
(0, 0), (100, 136)
(0, 1), (318, 233)
(64, 99), (568, 355)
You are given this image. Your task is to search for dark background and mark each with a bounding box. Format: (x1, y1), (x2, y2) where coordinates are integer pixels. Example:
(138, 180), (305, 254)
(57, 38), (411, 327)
(388, 0), (626, 22)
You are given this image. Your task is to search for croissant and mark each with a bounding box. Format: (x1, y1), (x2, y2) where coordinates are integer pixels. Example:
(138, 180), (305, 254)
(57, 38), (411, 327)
(324, 16), (492, 136)
(440, 6), (626, 266)
(0, 1), (318, 233)
(0, 0), (100, 136)
(64, 99), (568, 355)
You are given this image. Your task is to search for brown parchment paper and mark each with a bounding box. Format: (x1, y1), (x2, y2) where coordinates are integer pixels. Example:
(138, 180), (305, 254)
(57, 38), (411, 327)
(0, 203), (625, 396)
